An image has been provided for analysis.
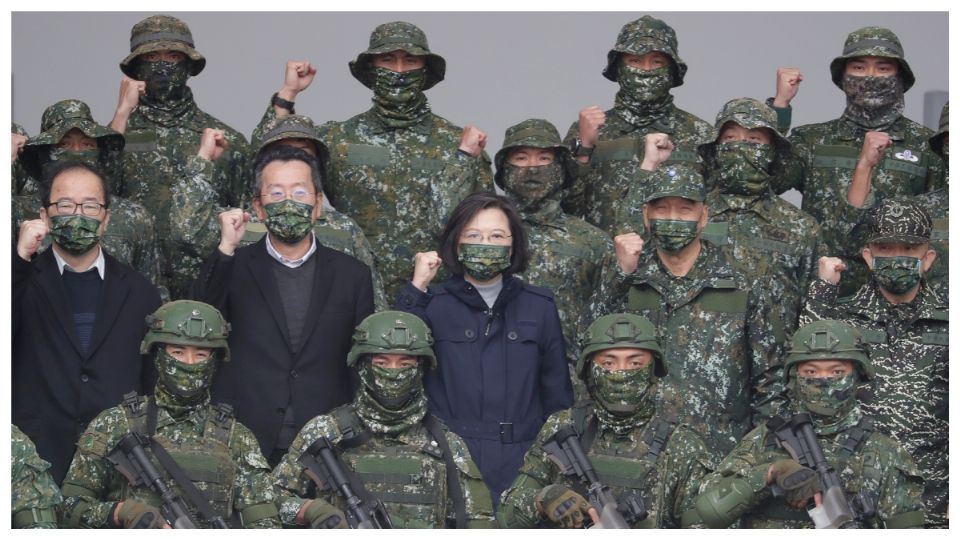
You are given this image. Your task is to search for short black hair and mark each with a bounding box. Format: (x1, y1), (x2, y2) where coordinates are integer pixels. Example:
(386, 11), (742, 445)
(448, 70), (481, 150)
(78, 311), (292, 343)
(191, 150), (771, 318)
(438, 192), (529, 277)
(253, 143), (322, 197)
(40, 160), (111, 210)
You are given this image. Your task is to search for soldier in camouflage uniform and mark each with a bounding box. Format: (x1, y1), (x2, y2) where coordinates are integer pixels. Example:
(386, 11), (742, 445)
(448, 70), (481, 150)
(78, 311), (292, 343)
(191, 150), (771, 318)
(494, 118), (617, 399)
(770, 26), (944, 297)
(802, 198), (947, 528)
(273, 311), (495, 528)
(167, 113), (389, 309)
(498, 314), (712, 528)
(59, 300), (280, 528)
(110, 15), (252, 299)
(11, 424), (62, 529)
(14, 100), (163, 287)
(262, 23), (495, 301)
(698, 98), (824, 337)
(689, 319), (926, 529)
(918, 102), (948, 298)
(562, 15), (714, 234)
(589, 163), (785, 459)
(12, 122), (34, 195)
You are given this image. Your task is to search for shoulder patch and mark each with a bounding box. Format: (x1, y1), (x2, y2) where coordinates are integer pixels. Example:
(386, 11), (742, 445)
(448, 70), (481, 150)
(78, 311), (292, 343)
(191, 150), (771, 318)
(77, 431), (108, 456)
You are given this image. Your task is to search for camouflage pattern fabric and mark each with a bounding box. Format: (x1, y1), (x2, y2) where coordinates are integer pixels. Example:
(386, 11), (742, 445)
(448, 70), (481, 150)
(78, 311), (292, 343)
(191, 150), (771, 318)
(272, 404), (496, 528)
(601, 15), (688, 85)
(801, 279), (948, 528)
(916, 186), (948, 300)
(11, 424), (62, 529)
(588, 241), (786, 459)
(497, 405), (712, 528)
(348, 21), (446, 91)
(699, 415), (925, 528)
(12, 122), (38, 196)
(59, 394), (280, 528)
(119, 15), (205, 77)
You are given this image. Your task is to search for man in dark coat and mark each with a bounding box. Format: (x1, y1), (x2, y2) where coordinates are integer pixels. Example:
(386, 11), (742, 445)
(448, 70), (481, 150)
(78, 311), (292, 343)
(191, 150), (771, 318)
(13, 161), (162, 483)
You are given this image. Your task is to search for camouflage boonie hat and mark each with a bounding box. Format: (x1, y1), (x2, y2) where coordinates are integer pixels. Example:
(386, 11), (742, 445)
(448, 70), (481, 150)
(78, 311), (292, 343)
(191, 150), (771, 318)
(140, 300), (231, 360)
(120, 14), (205, 78)
(699, 97), (790, 156)
(255, 114), (331, 172)
(577, 313), (666, 380)
(929, 101), (948, 157)
(493, 118), (576, 189)
(829, 26), (914, 91)
(20, 99), (125, 179)
(347, 311), (437, 369)
(784, 319), (873, 381)
(603, 15), (687, 87)
(12, 122), (28, 137)
(867, 197), (932, 245)
(349, 21), (446, 90)
(644, 162), (706, 203)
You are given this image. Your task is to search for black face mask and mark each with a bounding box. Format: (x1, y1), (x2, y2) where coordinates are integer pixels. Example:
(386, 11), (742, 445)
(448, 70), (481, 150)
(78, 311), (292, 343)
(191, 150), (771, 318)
(136, 60), (190, 103)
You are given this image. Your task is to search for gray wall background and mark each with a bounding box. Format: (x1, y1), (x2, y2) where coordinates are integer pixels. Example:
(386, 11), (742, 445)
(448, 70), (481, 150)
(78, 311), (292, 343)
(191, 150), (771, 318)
(11, 11), (949, 206)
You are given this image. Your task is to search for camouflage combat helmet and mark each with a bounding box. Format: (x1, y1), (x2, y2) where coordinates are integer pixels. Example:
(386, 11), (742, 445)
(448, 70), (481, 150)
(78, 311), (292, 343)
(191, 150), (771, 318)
(20, 99), (125, 180)
(346, 311), (437, 369)
(577, 313), (666, 380)
(644, 162), (706, 203)
(603, 15), (687, 87)
(929, 101), (948, 157)
(699, 97), (790, 158)
(867, 197), (932, 245)
(140, 300), (231, 360)
(493, 118), (576, 189)
(784, 319), (873, 381)
(120, 14), (205, 78)
(829, 26), (914, 91)
(255, 114), (331, 172)
(349, 21), (446, 90)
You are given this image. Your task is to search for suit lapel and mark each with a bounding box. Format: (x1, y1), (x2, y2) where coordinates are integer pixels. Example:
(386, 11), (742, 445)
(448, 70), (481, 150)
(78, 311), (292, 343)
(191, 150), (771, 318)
(85, 255), (131, 359)
(294, 246), (335, 359)
(34, 251), (84, 356)
(246, 238), (293, 352)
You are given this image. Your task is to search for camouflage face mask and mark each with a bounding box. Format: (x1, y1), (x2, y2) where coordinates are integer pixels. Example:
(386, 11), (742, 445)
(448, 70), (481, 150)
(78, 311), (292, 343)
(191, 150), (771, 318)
(587, 361), (654, 415)
(872, 255), (923, 294)
(458, 243), (511, 281)
(649, 218), (699, 252)
(136, 60), (190, 103)
(371, 67), (429, 127)
(263, 199), (314, 245)
(618, 65), (673, 103)
(502, 162), (565, 212)
(155, 348), (217, 403)
(47, 148), (99, 167)
(49, 214), (101, 255)
(794, 372), (858, 418)
(716, 141), (775, 196)
(358, 361), (422, 409)
(841, 74), (904, 129)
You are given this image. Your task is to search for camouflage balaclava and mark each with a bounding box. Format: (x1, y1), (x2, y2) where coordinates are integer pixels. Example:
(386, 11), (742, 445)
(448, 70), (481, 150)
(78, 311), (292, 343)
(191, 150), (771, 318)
(867, 198), (932, 295)
(495, 119), (575, 218)
(834, 27), (912, 130)
(458, 243), (511, 281)
(644, 164), (706, 252)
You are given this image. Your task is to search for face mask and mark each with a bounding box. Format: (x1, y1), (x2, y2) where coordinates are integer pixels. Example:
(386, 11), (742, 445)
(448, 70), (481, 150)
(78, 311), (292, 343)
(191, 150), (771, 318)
(49, 214), (101, 255)
(872, 255), (923, 294)
(48, 147), (99, 167)
(371, 66), (426, 105)
(155, 348), (217, 403)
(587, 361), (654, 415)
(841, 74), (904, 129)
(794, 372), (858, 418)
(358, 361), (422, 409)
(649, 218), (699, 252)
(263, 199), (314, 244)
(136, 60), (190, 103)
(618, 65), (673, 103)
(502, 162), (565, 212)
(716, 141), (775, 196)
(458, 243), (511, 281)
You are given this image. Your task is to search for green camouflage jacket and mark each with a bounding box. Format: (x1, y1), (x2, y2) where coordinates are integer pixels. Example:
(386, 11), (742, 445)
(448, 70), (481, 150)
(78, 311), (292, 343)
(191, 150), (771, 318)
(11, 424), (62, 529)
(801, 279), (948, 527)
(915, 188), (948, 299)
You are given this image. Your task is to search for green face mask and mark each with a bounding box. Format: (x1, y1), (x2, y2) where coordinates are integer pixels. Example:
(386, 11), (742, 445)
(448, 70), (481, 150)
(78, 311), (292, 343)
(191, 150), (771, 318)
(136, 60), (190, 103)
(872, 255), (922, 294)
(263, 199), (314, 244)
(458, 243), (511, 281)
(502, 162), (565, 213)
(649, 218), (699, 252)
(49, 214), (101, 255)
(370, 67), (429, 127)
(48, 147), (99, 167)
(716, 141), (775, 196)
(358, 361), (422, 409)
(155, 348), (218, 404)
(587, 362), (654, 415)
(794, 372), (858, 418)
(618, 65), (673, 103)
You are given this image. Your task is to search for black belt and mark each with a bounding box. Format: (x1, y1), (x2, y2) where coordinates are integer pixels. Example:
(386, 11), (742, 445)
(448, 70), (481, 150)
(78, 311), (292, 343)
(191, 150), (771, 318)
(444, 419), (542, 444)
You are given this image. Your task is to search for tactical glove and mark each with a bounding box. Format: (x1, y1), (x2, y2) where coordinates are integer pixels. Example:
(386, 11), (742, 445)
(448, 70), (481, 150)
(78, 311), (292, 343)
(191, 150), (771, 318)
(771, 459), (821, 505)
(537, 484), (592, 528)
(304, 499), (347, 529)
(117, 501), (164, 528)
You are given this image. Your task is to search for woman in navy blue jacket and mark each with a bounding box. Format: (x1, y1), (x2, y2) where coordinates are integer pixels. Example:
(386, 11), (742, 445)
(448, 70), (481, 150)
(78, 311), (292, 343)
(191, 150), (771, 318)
(395, 192), (574, 507)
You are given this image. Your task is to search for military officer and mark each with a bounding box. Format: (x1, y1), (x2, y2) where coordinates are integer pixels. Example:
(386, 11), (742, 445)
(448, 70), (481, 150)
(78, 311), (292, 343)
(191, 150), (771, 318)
(59, 300), (280, 528)
(272, 311), (496, 528)
(11, 424), (62, 529)
(498, 313), (712, 528)
(690, 319), (926, 529)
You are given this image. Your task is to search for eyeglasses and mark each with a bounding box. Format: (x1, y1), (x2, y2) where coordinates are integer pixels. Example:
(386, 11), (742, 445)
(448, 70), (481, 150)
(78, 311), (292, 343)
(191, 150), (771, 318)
(256, 188), (315, 203)
(460, 230), (512, 244)
(48, 200), (106, 216)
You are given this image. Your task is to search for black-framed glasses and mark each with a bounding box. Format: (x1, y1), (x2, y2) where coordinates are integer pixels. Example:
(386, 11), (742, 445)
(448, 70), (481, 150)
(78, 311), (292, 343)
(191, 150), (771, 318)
(48, 200), (106, 216)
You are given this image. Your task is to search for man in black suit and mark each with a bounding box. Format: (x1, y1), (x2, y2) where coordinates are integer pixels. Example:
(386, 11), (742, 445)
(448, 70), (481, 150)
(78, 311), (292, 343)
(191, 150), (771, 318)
(13, 161), (162, 483)
(190, 144), (374, 465)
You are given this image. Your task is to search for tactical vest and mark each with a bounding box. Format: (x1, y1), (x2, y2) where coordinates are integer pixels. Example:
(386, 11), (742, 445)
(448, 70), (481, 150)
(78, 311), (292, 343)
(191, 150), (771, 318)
(120, 393), (237, 524)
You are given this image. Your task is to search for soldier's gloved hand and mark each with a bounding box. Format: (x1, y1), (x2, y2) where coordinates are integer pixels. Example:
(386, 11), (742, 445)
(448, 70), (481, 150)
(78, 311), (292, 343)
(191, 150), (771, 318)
(116, 501), (165, 528)
(536, 484), (593, 528)
(770, 459), (821, 507)
(302, 499), (347, 529)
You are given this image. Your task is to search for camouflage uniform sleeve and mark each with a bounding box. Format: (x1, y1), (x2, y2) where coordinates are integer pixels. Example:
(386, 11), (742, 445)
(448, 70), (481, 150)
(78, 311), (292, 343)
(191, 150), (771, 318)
(230, 422), (281, 528)
(271, 415), (342, 527)
(497, 412), (566, 528)
(168, 155), (227, 259)
(799, 278), (842, 326)
(923, 146), (946, 193)
(874, 440), (926, 528)
(764, 98), (792, 135)
(586, 264), (633, 324)
(795, 222), (826, 333)
(662, 427), (714, 529)
(100, 141), (125, 196)
(560, 120), (589, 218)
(747, 277), (787, 425)
(696, 426), (775, 524)
(250, 102), (278, 150)
(770, 131), (811, 195)
(59, 410), (127, 528)
(129, 206), (163, 287)
(429, 149), (494, 235)
(219, 130), (253, 211)
(11, 425), (62, 528)
(342, 219), (389, 311)
(444, 433), (496, 528)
